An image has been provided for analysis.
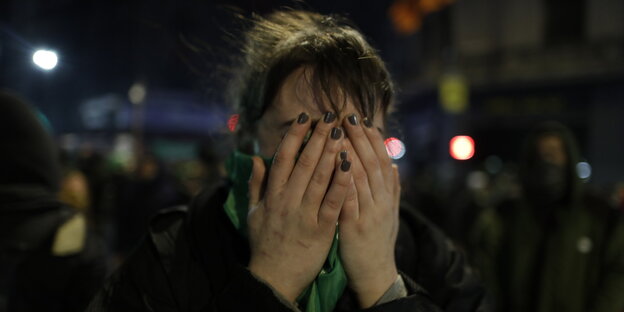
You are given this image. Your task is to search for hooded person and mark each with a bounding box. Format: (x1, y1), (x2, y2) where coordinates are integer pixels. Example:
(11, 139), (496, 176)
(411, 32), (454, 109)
(469, 121), (624, 312)
(0, 90), (106, 312)
(87, 10), (485, 312)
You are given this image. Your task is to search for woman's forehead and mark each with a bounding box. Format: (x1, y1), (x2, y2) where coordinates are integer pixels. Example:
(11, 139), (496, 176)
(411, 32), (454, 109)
(269, 67), (382, 122)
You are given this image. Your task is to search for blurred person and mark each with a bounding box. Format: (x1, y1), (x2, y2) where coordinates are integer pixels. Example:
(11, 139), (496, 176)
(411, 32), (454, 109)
(58, 168), (91, 215)
(197, 138), (228, 192)
(469, 122), (624, 312)
(77, 151), (117, 234)
(0, 90), (106, 312)
(88, 10), (485, 311)
(114, 154), (188, 261)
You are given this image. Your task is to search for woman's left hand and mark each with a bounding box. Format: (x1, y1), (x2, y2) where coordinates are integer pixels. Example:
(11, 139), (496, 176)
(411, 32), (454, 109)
(339, 114), (401, 308)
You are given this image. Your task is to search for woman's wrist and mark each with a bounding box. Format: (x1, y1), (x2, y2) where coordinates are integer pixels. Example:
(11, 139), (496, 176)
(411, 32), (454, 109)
(351, 266), (399, 308)
(248, 263), (302, 303)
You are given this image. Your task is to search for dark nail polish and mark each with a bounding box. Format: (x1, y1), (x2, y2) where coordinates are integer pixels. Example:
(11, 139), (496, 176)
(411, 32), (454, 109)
(363, 117), (373, 128)
(323, 111), (336, 123)
(297, 112), (309, 124)
(348, 114), (358, 126)
(331, 127), (342, 140)
(340, 159), (351, 172)
(340, 150), (347, 161)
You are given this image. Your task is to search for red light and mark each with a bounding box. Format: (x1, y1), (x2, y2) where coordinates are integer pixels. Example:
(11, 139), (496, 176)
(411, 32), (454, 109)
(450, 135), (474, 160)
(227, 114), (239, 132)
(384, 137), (406, 159)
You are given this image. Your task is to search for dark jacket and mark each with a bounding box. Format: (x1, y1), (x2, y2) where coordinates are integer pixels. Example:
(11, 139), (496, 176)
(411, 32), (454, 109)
(0, 90), (106, 312)
(87, 183), (485, 311)
(0, 187), (106, 312)
(469, 122), (624, 312)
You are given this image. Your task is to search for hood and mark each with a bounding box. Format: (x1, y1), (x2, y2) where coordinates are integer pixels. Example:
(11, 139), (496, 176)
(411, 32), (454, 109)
(0, 90), (61, 198)
(519, 121), (583, 207)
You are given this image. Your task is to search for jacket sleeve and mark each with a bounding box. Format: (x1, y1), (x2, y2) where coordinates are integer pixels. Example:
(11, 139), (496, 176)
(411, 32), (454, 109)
(85, 235), (180, 312)
(590, 213), (624, 312)
(86, 207), (296, 312)
(398, 205), (488, 312)
(361, 273), (443, 312)
(215, 266), (297, 311)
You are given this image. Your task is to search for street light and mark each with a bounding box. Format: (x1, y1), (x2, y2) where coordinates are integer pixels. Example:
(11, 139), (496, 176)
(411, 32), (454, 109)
(32, 49), (58, 70)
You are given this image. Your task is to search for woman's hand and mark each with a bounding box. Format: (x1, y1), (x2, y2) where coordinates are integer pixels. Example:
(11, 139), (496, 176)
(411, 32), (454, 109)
(247, 112), (353, 303)
(339, 114), (401, 308)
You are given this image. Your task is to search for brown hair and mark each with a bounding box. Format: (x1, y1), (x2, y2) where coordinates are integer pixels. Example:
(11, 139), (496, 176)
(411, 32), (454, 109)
(229, 10), (394, 151)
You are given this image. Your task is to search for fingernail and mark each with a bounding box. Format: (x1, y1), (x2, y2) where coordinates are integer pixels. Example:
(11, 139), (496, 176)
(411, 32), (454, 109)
(297, 112), (309, 124)
(363, 117), (373, 128)
(331, 127), (342, 140)
(348, 114), (358, 126)
(340, 159), (351, 172)
(323, 111), (336, 123)
(340, 150), (347, 161)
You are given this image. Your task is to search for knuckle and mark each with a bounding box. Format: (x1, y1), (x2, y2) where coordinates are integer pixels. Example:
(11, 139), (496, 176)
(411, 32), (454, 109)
(333, 174), (351, 189)
(345, 188), (357, 202)
(311, 170), (329, 186)
(314, 124), (331, 138)
(325, 138), (341, 153)
(363, 156), (380, 169)
(353, 170), (367, 183)
(322, 197), (341, 214)
(296, 153), (316, 168)
(379, 154), (392, 167)
(349, 128), (365, 140)
(272, 152), (287, 166)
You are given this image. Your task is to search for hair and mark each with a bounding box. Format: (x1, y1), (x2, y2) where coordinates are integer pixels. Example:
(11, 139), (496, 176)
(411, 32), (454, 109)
(228, 10), (395, 152)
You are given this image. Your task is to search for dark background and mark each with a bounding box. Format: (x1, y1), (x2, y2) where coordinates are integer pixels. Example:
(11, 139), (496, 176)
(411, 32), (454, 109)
(2, 0), (623, 228)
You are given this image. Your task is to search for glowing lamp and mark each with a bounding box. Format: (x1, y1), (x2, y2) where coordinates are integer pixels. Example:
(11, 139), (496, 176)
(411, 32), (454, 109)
(450, 135), (474, 160)
(33, 49), (58, 70)
(384, 137), (406, 160)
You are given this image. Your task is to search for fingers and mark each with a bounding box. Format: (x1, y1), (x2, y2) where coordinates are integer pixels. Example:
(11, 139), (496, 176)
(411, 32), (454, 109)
(318, 152), (352, 227)
(249, 156), (267, 208)
(267, 112), (312, 193)
(361, 117), (394, 190)
(340, 167), (359, 223)
(392, 164), (400, 212)
(344, 139), (374, 218)
(289, 112), (340, 200)
(342, 114), (386, 197)
(300, 132), (344, 216)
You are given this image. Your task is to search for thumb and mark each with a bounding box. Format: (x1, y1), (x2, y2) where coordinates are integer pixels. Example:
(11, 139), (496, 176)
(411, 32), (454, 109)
(248, 156), (266, 207)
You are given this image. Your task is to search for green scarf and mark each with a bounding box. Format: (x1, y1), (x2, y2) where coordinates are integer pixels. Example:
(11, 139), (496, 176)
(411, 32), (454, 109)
(223, 150), (347, 312)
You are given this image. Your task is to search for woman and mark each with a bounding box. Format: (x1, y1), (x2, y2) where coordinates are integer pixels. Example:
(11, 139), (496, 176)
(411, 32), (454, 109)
(88, 10), (485, 311)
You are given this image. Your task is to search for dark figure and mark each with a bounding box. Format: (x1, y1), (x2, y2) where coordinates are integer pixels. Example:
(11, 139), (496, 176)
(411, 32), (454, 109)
(470, 122), (624, 312)
(0, 90), (106, 312)
(115, 154), (188, 259)
(88, 11), (485, 311)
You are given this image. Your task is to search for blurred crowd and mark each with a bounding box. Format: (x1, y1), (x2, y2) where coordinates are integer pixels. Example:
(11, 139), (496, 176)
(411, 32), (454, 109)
(1, 87), (623, 311)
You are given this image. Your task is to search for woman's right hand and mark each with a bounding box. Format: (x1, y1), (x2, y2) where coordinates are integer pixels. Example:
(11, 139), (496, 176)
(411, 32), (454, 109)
(247, 112), (352, 303)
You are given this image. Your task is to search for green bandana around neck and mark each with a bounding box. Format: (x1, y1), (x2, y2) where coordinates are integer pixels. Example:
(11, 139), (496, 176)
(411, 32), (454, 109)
(223, 150), (347, 312)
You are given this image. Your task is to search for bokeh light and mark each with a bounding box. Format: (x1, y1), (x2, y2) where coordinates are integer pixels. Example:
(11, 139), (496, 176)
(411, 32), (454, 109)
(128, 82), (147, 105)
(32, 49), (58, 70)
(385, 137), (406, 160)
(227, 114), (239, 132)
(576, 161), (592, 180)
(450, 135), (475, 160)
(467, 170), (489, 190)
